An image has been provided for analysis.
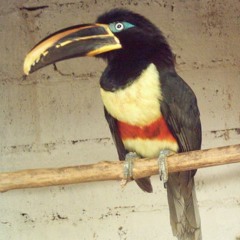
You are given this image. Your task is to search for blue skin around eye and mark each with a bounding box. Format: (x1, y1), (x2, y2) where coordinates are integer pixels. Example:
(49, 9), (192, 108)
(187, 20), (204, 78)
(109, 22), (135, 33)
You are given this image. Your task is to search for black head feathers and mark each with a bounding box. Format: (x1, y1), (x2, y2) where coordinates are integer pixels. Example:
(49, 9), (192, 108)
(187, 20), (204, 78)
(96, 8), (174, 67)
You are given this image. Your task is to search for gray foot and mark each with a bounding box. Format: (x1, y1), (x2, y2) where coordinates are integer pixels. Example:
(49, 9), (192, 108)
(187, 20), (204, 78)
(158, 149), (172, 188)
(120, 152), (139, 188)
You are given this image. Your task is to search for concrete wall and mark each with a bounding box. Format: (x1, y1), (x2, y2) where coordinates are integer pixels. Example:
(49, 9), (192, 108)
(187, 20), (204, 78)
(1, 0), (240, 239)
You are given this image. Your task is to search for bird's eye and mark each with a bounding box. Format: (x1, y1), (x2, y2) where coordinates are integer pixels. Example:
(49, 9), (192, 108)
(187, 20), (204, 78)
(109, 21), (135, 33)
(115, 22), (124, 31)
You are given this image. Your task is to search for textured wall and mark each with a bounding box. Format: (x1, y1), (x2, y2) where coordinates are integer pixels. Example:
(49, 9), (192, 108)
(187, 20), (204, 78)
(1, 0), (240, 239)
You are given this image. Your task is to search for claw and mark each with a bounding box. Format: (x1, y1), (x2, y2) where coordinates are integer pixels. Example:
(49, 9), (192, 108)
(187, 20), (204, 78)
(158, 149), (172, 188)
(121, 152), (138, 188)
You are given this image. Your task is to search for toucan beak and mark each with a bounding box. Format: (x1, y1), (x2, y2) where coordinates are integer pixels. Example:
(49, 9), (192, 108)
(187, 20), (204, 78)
(23, 24), (122, 75)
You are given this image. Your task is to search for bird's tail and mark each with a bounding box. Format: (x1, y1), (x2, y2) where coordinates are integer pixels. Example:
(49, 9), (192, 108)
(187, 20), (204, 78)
(135, 177), (153, 193)
(167, 172), (201, 240)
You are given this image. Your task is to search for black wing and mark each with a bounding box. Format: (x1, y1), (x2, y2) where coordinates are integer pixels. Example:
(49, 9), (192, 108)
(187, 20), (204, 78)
(104, 108), (153, 192)
(104, 108), (127, 160)
(160, 71), (202, 153)
(160, 71), (202, 237)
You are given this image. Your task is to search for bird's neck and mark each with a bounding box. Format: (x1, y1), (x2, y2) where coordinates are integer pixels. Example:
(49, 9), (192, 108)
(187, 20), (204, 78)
(100, 49), (175, 92)
(100, 54), (149, 91)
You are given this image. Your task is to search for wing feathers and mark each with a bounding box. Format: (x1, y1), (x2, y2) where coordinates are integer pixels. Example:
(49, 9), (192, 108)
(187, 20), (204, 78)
(160, 70), (202, 239)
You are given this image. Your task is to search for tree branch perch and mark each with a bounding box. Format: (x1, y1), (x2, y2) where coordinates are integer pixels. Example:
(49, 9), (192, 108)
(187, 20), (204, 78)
(0, 144), (240, 193)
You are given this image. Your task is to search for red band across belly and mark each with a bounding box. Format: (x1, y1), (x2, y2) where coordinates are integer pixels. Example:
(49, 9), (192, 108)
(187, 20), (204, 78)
(117, 117), (177, 142)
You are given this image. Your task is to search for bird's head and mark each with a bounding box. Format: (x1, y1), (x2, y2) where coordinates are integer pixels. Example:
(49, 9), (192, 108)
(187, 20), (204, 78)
(96, 9), (169, 61)
(23, 8), (174, 75)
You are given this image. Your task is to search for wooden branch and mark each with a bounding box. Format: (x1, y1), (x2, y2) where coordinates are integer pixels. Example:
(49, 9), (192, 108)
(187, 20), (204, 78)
(0, 144), (240, 193)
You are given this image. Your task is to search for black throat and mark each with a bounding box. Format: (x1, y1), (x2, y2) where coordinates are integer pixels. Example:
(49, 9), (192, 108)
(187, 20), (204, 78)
(99, 52), (151, 92)
(100, 50), (174, 92)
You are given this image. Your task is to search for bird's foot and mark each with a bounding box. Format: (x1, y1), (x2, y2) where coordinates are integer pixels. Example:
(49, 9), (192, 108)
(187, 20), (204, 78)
(158, 149), (174, 188)
(120, 152), (138, 188)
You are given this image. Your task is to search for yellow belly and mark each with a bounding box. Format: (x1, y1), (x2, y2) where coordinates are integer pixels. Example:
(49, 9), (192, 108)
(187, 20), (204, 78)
(123, 138), (178, 158)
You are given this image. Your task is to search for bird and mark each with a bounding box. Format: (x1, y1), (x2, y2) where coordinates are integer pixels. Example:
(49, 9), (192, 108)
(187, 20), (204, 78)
(23, 8), (202, 240)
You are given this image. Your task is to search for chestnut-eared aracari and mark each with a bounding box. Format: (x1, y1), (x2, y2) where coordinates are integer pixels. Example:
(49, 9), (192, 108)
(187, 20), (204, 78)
(24, 8), (202, 240)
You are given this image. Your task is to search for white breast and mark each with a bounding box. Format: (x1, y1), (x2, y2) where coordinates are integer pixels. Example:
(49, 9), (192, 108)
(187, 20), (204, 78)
(100, 63), (162, 126)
